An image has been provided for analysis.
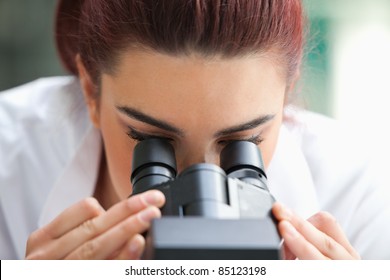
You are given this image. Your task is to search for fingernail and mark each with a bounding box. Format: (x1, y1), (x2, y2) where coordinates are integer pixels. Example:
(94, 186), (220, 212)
(129, 236), (143, 255)
(279, 204), (293, 220)
(142, 191), (164, 205)
(282, 221), (299, 238)
(129, 239), (140, 254)
(138, 206), (160, 223)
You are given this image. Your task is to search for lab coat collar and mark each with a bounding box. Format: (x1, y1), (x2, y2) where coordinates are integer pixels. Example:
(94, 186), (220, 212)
(38, 118), (320, 227)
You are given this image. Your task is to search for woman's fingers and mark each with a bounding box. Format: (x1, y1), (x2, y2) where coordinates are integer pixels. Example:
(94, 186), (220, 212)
(26, 197), (105, 259)
(278, 220), (327, 260)
(59, 190), (163, 259)
(273, 203), (359, 260)
(26, 190), (165, 259)
(307, 212), (360, 259)
(64, 205), (161, 259)
(92, 189), (165, 232)
(41, 197), (106, 239)
(115, 234), (145, 260)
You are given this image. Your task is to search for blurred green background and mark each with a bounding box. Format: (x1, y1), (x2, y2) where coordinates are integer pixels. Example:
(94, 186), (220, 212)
(1, 0), (390, 129)
(0, 0), (63, 91)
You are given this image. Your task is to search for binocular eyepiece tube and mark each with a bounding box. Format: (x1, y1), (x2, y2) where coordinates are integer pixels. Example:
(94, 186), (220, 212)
(131, 139), (177, 194)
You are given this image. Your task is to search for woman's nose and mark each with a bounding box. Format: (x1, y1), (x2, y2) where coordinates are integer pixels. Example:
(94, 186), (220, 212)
(176, 147), (219, 173)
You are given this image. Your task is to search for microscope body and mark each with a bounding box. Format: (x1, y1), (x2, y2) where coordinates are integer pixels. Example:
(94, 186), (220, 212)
(131, 139), (281, 259)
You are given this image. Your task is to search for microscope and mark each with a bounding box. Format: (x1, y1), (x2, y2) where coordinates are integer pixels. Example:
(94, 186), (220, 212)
(131, 138), (281, 259)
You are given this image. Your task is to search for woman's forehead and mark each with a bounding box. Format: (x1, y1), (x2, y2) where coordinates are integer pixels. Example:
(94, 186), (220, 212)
(103, 50), (286, 105)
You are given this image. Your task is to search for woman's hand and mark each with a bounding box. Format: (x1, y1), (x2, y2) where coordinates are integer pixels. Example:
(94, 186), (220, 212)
(272, 203), (361, 260)
(25, 190), (165, 259)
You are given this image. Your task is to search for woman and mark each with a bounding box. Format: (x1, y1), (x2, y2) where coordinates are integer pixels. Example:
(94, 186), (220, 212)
(0, 0), (389, 259)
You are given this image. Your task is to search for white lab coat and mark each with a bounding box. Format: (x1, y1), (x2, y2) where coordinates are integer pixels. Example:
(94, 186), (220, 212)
(0, 77), (389, 259)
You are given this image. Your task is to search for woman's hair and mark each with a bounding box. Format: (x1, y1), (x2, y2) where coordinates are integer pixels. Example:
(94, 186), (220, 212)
(56, 0), (304, 84)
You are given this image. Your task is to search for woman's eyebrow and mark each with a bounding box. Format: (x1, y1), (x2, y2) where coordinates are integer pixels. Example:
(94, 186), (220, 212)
(214, 114), (275, 138)
(116, 105), (185, 137)
(117, 105), (274, 138)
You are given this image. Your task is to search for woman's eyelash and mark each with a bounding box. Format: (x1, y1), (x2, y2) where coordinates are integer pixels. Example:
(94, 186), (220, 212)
(247, 135), (264, 145)
(218, 135), (264, 146)
(127, 127), (263, 145)
(126, 128), (152, 142)
(126, 127), (173, 142)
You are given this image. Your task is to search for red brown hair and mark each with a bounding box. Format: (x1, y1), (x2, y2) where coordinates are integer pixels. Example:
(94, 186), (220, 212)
(56, 0), (305, 84)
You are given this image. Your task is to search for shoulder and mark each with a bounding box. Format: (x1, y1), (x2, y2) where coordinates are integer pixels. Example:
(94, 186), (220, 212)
(282, 107), (368, 182)
(0, 76), (88, 164)
(0, 75), (91, 182)
(281, 106), (375, 198)
(0, 76), (87, 141)
(0, 76), (82, 126)
(0, 76), (89, 187)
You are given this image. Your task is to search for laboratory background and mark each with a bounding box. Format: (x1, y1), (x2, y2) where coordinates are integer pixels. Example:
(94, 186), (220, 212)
(1, 0), (389, 154)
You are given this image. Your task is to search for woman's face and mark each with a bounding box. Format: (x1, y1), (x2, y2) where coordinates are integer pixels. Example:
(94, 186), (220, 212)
(81, 50), (287, 205)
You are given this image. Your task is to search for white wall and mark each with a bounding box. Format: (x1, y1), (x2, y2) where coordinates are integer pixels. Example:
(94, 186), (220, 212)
(330, 0), (390, 156)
